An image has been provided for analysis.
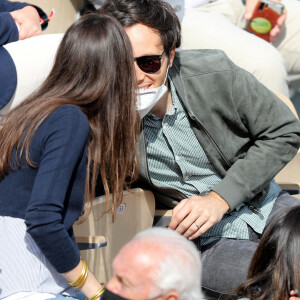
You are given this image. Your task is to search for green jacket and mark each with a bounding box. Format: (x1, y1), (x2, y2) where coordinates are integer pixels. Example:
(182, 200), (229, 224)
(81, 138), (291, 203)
(137, 50), (300, 210)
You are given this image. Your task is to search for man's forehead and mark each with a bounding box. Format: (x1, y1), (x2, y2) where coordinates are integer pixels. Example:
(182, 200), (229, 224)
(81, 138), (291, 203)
(125, 23), (164, 55)
(112, 245), (157, 291)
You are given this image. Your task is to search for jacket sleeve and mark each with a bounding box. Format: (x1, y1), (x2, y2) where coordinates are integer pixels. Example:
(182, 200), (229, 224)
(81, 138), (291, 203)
(213, 65), (300, 210)
(0, 0), (28, 12)
(0, 12), (19, 45)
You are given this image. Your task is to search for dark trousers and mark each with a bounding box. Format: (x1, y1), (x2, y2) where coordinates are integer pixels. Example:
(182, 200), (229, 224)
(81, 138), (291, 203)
(200, 192), (300, 297)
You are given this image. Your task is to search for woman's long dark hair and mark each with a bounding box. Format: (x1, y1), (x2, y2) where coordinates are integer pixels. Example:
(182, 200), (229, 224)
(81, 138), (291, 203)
(235, 205), (300, 300)
(0, 13), (139, 220)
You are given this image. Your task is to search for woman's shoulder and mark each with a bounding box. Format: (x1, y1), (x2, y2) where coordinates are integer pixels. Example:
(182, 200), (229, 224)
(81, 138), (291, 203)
(38, 105), (90, 143)
(47, 105), (89, 130)
(50, 104), (88, 121)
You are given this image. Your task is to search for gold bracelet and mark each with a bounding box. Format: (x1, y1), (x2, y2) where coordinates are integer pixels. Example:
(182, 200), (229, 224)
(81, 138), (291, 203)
(67, 259), (89, 289)
(88, 283), (106, 300)
(74, 265), (88, 289)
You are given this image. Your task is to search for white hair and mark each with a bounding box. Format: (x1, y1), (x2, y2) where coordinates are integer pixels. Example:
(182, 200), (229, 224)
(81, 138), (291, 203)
(132, 227), (202, 300)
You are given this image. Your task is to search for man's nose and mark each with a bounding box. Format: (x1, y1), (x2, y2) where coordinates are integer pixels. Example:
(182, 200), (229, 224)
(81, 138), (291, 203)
(106, 277), (120, 293)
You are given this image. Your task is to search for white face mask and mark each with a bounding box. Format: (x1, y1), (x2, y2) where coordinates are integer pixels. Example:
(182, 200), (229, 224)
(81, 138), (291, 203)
(136, 67), (169, 118)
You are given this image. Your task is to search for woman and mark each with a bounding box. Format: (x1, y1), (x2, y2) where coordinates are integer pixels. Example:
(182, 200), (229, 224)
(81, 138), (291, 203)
(235, 206), (300, 300)
(0, 13), (138, 300)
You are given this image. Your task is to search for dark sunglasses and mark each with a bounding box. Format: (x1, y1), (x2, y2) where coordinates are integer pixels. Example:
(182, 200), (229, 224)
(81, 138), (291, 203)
(134, 51), (167, 74)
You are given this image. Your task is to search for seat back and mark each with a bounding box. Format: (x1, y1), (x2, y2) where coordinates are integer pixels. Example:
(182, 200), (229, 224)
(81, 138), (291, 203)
(73, 188), (155, 282)
(275, 92), (299, 118)
(1, 34), (62, 118)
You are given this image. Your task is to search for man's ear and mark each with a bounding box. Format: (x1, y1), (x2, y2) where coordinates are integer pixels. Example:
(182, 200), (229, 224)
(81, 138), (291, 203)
(163, 291), (180, 300)
(169, 48), (176, 68)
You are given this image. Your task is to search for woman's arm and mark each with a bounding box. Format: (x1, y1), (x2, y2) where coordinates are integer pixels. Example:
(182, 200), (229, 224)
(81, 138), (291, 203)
(63, 259), (103, 299)
(24, 106), (103, 297)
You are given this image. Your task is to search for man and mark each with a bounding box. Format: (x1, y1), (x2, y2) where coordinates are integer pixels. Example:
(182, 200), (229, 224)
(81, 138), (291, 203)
(100, 0), (300, 296)
(102, 227), (203, 300)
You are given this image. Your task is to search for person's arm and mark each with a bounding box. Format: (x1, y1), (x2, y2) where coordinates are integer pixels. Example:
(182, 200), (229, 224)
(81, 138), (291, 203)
(0, 0), (28, 12)
(24, 106), (102, 298)
(213, 65), (300, 208)
(170, 56), (300, 239)
(0, 0), (48, 45)
(244, 0), (286, 42)
(0, 12), (19, 45)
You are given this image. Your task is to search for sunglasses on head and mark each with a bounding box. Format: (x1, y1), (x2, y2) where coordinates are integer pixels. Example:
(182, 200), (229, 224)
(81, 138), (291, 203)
(134, 51), (167, 74)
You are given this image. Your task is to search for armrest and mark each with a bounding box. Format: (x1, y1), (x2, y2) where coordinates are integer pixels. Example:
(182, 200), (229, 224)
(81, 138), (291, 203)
(76, 236), (107, 250)
(153, 209), (172, 227)
(275, 150), (300, 193)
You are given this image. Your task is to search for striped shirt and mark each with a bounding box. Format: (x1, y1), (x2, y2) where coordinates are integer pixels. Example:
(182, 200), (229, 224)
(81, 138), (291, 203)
(144, 79), (281, 245)
(0, 217), (76, 299)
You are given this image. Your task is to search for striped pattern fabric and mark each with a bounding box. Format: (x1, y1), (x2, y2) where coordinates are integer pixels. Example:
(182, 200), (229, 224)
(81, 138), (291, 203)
(0, 216), (76, 299)
(144, 79), (281, 246)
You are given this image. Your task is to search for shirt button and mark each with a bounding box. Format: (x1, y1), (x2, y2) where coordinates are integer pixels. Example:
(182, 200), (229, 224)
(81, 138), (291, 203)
(175, 155), (180, 161)
(163, 125), (167, 130)
(184, 175), (190, 181)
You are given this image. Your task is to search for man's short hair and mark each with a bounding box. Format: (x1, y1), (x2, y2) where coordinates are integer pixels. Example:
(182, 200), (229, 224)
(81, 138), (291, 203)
(100, 0), (181, 53)
(131, 227), (202, 300)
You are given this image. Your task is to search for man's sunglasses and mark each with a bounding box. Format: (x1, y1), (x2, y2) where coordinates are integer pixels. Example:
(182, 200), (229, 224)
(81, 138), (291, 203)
(134, 51), (167, 74)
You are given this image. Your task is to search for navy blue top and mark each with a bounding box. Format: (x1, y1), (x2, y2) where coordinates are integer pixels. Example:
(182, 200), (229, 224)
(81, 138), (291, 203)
(0, 105), (90, 273)
(0, 0), (48, 110)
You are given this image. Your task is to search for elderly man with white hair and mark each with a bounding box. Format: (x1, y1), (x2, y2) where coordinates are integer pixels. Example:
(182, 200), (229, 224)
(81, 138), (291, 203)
(102, 227), (203, 300)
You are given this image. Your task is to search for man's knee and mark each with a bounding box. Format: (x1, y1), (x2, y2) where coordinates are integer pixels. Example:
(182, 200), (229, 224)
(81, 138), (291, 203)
(265, 191), (300, 228)
(201, 238), (257, 294)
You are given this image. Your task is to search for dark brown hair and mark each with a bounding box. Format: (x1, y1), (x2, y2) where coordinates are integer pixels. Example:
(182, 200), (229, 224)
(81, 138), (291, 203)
(100, 0), (181, 53)
(0, 13), (139, 220)
(234, 206), (300, 300)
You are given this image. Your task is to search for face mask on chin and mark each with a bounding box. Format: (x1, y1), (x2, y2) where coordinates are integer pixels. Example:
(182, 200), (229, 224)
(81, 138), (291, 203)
(102, 288), (129, 300)
(136, 67), (169, 119)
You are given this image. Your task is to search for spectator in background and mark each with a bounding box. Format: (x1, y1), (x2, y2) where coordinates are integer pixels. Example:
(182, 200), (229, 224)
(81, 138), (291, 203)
(0, 0), (48, 119)
(0, 0), (48, 45)
(182, 0), (300, 97)
(234, 206), (300, 300)
(102, 227), (203, 300)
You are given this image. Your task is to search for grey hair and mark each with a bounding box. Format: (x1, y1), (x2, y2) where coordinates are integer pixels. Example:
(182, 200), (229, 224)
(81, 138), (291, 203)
(132, 227), (202, 300)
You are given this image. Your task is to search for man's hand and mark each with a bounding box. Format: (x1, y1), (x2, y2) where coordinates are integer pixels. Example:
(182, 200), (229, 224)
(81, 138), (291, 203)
(244, 0), (287, 42)
(168, 191), (230, 240)
(10, 6), (41, 40)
